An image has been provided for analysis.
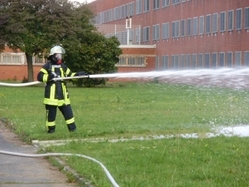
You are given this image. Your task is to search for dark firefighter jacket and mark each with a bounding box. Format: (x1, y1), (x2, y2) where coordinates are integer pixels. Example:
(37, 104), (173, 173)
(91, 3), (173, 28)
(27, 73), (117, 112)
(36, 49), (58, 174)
(37, 61), (76, 106)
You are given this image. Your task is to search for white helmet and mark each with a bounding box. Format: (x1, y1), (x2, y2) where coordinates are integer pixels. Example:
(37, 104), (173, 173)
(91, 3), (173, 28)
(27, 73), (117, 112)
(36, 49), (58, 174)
(49, 45), (65, 56)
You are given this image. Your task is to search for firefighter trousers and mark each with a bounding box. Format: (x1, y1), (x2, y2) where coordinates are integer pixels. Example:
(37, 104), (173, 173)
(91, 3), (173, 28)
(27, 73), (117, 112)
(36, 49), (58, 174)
(45, 104), (76, 132)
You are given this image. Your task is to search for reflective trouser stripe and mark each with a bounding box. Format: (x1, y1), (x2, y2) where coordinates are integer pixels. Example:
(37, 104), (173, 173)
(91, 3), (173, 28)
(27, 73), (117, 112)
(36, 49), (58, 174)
(45, 107), (56, 128)
(66, 117), (75, 125)
(46, 121), (55, 127)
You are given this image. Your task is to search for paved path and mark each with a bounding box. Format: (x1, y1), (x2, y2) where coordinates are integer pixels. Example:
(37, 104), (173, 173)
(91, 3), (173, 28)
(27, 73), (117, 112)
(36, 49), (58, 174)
(0, 122), (77, 187)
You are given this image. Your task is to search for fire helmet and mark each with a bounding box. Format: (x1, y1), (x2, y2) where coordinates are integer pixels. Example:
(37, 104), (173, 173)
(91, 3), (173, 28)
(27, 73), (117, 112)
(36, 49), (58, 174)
(49, 46), (65, 56)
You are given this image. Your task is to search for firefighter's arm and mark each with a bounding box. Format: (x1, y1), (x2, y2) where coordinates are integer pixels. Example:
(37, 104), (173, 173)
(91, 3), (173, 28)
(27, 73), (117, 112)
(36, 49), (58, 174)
(37, 68), (56, 82)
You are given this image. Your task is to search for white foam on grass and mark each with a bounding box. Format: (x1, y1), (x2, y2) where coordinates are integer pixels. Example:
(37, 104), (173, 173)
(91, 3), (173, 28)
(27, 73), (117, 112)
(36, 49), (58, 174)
(32, 125), (249, 147)
(214, 125), (249, 137)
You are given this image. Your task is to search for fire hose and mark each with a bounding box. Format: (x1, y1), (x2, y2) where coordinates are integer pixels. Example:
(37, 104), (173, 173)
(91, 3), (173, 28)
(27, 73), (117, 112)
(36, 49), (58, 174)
(0, 74), (113, 87)
(0, 150), (120, 187)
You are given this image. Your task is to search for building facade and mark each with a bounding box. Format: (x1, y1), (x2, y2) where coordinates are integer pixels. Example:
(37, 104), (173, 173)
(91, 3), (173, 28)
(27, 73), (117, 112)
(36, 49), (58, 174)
(0, 47), (44, 81)
(90, 0), (249, 70)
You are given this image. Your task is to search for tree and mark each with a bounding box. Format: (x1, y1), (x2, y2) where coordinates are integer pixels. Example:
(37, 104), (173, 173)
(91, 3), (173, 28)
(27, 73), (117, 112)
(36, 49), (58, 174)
(65, 33), (121, 87)
(0, 0), (95, 82)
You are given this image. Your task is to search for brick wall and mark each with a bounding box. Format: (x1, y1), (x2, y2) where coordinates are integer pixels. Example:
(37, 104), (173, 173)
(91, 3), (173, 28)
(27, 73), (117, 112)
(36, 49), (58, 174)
(118, 45), (156, 72)
(0, 64), (42, 81)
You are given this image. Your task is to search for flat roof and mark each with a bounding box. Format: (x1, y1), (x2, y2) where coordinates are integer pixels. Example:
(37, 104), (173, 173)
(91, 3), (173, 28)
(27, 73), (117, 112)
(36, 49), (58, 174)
(119, 44), (156, 49)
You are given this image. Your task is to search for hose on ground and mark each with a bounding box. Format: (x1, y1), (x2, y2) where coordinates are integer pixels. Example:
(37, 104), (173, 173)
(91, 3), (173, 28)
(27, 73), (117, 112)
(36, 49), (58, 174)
(0, 150), (120, 187)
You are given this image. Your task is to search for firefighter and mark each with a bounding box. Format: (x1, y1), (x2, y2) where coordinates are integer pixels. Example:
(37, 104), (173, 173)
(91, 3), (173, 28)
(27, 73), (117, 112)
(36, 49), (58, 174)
(37, 45), (87, 133)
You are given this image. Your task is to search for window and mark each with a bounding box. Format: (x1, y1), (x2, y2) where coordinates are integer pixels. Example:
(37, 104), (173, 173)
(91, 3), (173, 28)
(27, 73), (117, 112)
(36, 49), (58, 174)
(244, 51), (249, 66)
(162, 22), (170, 39)
(162, 55), (169, 70)
(172, 0), (180, 5)
(205, 53), (210, 68)
(153, 0), (160, 9)
(212, 53), (217, 68)
(115, 7), (119, 20)
(118, 56), (146, 66)
(181, 20), (185, 37)
(1, 53), (25, 64)
(235, 51), (241, 66)
(34, 56), (45, 64)
(129, 29), (134, 43)
(135, 28), (141, 44)
(172, 20), (180, 38)
(236, 8), (242, 30)
(228, 10), (234, 31)
(144, 0), (150, 12)
(15, 54), (20, 63)
(227, 52), (233, 67)
(245, 7), (249, 29)
(219, 52), (225, 67)
(220, 12), (226, 32)
(129, 2), (135, 16)
(153, 24), (160, 40)
(199, 16), (204, 34)
(212, 13), (218, 33)
(3, 54), (11, 63)
(136, 0), (142, 14)
(143, 26), (150, 42)
(187, 18), (192, 36)
(172, 55), (179, 69)
(162, 0), (170, 7)
(192, 54), (197, 68)
(180, 54), (185, 68)
(117, 31), (127, 45)
(112, 8), (116, 21)
(186, 54), (191, 68)
(155, 56), (160, 70)
(193, 17), (198, 35)
(121, 5), (125, 18)
(206, 14), (211, 34)
(198, 53), (203, 68)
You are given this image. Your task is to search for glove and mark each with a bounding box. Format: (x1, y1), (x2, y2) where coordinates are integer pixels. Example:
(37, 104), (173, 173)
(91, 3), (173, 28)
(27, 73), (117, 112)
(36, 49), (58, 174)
(48, 72), (58, 81)
(75, 71), (88, 76)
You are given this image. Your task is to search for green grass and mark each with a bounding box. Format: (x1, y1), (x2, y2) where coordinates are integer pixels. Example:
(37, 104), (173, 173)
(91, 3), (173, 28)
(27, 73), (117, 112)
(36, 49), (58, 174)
(47, 137), (249, 187)
(1, 82), (249, 186)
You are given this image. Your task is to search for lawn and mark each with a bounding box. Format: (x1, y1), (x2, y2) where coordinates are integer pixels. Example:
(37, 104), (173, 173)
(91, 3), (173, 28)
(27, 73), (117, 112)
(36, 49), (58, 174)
(1, 82), (249, 186)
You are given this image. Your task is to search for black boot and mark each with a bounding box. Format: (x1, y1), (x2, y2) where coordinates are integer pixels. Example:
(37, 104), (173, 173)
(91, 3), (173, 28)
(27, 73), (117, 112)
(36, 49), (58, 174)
(47, 126), (55, 133)
(68, 123), (76, 132)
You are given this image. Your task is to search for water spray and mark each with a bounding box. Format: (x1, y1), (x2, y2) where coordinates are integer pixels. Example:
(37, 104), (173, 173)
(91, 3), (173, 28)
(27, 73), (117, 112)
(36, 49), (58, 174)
(1, 68), (249, 87)
(0, 150), (120, 187)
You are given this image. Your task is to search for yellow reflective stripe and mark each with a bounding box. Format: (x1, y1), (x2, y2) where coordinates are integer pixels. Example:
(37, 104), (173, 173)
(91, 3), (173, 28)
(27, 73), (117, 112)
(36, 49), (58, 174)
(62, 84), (67, 99)
(60, 68), (65, 78)
(66, 117), (75, 125)
(65, 68), (71, 75)
(40, 68), (47, 74)
(50, 84), (55, 100)
(43, 98), (71, 106)
(40, 68), (49, 82)
(46, 121), (55, 127)
(44, 98), (57, 105)
(43, 74), (48, 82)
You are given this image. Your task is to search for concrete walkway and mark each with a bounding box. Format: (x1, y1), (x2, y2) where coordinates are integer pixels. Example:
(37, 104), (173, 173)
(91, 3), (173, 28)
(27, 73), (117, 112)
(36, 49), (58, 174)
(0, 122), (78, 187)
